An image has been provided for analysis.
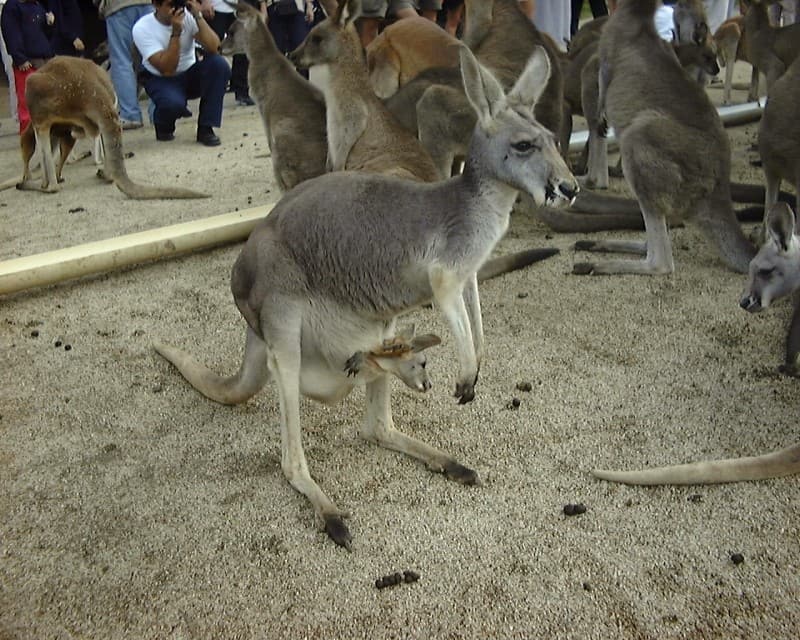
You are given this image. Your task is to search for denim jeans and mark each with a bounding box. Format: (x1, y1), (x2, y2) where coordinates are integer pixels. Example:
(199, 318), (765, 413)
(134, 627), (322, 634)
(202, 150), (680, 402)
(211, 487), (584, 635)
(142, 54), (231, 131)
(107, 4), (153, 123)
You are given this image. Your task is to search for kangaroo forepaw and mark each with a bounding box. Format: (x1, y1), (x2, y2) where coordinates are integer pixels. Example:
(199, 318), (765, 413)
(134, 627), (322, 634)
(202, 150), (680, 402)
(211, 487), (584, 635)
(323, 514), (352, 550)
(344, 352), (364, 377)
(442, 460), (481, 485)
(454, 373), (478, 404)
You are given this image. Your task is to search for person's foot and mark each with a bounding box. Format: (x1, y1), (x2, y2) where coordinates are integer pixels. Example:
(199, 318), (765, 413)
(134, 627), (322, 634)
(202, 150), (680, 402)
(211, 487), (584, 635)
(235, 94), (255, 106)
(120, 119), (143, 130)
(197, 126), (221, 146)
(155, 124), (175, 141)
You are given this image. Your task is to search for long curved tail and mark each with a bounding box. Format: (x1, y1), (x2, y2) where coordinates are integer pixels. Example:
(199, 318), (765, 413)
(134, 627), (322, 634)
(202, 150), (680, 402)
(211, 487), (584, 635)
(592, 443), (800, 485)
(477, 247), (559, 282)
(154, 328), (269, 404)
(103, 130), (210, 199)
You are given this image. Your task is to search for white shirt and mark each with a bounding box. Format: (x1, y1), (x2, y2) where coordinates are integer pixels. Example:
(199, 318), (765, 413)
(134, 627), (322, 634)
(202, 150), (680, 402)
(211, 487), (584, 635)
(211, 0), (234, 14)
(654, 5), (675, 41)
(133, 11), (200, 76)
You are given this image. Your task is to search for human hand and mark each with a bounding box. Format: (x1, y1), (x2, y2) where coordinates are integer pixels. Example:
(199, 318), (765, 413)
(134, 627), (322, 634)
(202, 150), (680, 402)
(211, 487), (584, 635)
(186, 0), (202, 18)
(305, 2), (314, 22)
(73, 37), (85, 51)
(19, 61), (33, 71)
(170, 4), (186, 30)
(45, 11), (55, 25)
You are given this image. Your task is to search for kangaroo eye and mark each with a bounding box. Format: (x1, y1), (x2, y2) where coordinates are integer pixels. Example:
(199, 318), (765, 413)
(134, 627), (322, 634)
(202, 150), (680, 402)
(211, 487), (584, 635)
(421, 360), (426, 369)
(512, 140), (538, 153)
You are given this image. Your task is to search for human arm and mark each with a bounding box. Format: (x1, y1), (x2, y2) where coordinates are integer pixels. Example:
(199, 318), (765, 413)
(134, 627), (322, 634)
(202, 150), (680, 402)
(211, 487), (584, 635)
(187, 0), (220, 53)
(1, 1), (33, 68)
(135, 9), (186, 76)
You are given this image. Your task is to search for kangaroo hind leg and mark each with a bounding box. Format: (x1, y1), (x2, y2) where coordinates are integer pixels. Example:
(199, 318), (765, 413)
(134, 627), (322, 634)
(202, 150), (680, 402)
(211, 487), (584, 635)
(266, 309), (352, 549)
(359, 374), (480, 485)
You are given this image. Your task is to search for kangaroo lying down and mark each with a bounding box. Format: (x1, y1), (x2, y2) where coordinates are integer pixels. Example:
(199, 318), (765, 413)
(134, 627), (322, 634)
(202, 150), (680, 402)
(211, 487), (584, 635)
(155, 47), (578, 548)
(593, 203), (800, 485)
(9, 56), (207, 199)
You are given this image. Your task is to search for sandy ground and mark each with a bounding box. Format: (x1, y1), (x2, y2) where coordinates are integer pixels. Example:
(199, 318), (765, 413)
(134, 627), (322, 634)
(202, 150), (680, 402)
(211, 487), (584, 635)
(1, 62), (798, 639)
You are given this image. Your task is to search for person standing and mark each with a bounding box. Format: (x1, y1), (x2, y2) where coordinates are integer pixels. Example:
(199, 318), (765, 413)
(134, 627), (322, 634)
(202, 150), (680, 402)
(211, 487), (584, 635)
(133, 0), (230, 145)
(48, 0), (85, 55)
(570, 0), (608, 36)
(267, 0), (315, 77)
(209, 0), (254, 105)
(0, 0), (56, 133)
(94, 0), (153, 129)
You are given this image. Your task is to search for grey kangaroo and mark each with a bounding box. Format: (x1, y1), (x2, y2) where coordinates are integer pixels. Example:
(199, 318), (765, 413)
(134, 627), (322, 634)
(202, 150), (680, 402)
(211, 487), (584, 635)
(233, 2), (328, 193)
(593, 203), (800, 485)
(742, 0), (800, 93)
(154, 46), (579, 549)
(572, 0), (755, 275)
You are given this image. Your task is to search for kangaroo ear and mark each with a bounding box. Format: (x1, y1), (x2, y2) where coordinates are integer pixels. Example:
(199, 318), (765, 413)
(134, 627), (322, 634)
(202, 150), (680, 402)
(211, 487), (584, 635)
(767, 203), (796, 253)
(506, 46), (551, 114)
(459, 45), (505, 127)
(411, 334), (442, 352)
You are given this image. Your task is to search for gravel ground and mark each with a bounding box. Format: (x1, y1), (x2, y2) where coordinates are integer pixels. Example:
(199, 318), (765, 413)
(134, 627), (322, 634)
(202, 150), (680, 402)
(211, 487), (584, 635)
(1, 64), (798, 639)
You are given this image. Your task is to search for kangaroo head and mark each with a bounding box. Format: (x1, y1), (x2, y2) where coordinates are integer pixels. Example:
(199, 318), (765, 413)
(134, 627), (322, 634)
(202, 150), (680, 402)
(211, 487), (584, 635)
(460, 45), (578, 208)
(741, 203), (800, 312)
(289, 0), (361, 69)
(369, 327), (441, 393)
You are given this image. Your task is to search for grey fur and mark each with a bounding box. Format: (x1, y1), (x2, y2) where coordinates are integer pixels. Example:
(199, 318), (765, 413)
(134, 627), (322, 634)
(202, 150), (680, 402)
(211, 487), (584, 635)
(155, 47), (578, 548)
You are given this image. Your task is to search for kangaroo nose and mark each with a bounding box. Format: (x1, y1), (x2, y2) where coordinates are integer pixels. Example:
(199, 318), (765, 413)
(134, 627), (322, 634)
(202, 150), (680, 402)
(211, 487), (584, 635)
(740, 295), (760, 311)
(558, 181), (579, 202)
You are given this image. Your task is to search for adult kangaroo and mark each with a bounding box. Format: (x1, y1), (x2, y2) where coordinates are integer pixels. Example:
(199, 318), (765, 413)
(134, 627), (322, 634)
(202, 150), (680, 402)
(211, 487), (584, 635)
(13, 56), (207, 199)
(572, 0), (755, 275)
(154, 46), (578, 549)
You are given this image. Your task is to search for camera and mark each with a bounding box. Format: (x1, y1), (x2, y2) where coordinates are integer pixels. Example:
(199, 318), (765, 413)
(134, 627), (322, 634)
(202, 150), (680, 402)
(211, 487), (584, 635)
(172, 0), (187, 9)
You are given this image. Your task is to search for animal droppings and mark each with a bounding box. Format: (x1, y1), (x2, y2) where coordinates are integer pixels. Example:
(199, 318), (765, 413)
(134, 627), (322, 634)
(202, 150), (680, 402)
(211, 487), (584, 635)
(124, 151), (135, 159)
(516, 381), (532, 392)
(375, 570), (420, 589)
(517, 292), (529, 299)
(30, 330), (39, 338)
(731, 553), (745, 565)
(563, 503), (587, 517)
(64, 344), (72, 351)
(54, 340), (62, 347)
(68, 207), (85, 213)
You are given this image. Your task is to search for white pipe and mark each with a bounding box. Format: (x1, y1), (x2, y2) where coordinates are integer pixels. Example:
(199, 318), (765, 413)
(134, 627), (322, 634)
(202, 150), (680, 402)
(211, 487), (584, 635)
(567, 99), (765, 153)
(0, 205), (272, 296)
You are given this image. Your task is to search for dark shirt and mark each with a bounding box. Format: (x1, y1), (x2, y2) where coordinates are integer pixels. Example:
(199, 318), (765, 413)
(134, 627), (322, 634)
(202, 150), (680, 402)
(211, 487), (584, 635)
(0, 0), (55, 66)
(46, 0), (84, 55)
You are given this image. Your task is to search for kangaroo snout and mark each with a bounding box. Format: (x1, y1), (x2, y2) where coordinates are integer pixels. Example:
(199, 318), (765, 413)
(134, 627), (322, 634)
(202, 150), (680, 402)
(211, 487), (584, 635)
(739, 294), (762, 312)
(546, 178), (579, 206)
(558, 180), (579, 203)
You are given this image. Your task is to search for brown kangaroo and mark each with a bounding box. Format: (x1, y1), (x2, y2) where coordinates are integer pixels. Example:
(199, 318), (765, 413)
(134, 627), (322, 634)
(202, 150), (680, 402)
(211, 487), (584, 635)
(11, 56), (207, 199)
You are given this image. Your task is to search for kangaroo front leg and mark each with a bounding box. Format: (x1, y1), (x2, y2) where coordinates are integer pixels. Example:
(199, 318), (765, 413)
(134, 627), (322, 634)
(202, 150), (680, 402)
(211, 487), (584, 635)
(430, 268), (478, 403)
(462, 274), (484, 369)
(781, 299), (800, 377)
(268, 332), (351, 549)
(359, 375), (479, 484)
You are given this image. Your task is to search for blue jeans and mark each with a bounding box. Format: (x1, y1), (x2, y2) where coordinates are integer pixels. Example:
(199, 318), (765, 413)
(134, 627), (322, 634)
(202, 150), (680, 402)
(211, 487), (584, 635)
(142, 54), (231, 131)
(107, 4), (154, 123)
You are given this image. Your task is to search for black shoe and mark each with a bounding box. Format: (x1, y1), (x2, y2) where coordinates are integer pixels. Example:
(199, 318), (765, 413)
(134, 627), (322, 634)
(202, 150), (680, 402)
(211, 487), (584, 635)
(155, 124), (175, 141)
(235, 94), (255, 106)
(197, 126), (221, 147)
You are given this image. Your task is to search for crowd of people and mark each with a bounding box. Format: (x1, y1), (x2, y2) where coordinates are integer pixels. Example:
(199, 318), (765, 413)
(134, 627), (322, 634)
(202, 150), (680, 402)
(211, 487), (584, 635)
(1, 0), (799, 146)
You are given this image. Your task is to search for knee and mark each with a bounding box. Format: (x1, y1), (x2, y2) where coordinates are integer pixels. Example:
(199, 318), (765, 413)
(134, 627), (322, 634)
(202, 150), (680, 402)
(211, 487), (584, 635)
(204, 54), (232, 81)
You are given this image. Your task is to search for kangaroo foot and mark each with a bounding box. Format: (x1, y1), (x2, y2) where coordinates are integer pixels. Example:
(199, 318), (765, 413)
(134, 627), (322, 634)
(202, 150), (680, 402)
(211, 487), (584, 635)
(323, 513), (352, 550)
(454, 373), (478, 404)
(442, 460), (481, 485)
(572, 262), (596, 275)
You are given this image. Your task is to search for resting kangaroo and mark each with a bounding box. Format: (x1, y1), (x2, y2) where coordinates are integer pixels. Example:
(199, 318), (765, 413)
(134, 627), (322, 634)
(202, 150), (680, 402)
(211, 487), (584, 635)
(233, 2), (328, 193)
(572, 0), (755, 275)
(592, 204), (800, 485)
(10, 56), (207, 199)
(155, 46), (579, 548)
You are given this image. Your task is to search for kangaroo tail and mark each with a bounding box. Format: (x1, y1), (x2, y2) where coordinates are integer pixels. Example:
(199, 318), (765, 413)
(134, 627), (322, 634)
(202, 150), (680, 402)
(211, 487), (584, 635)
(477, 247), (559, 282)
(536, 207), (645, 232)
(0, 176), (21, 191)
(103, 130), (210, 200)
(154, 329), (269, 405)
(592, 442), (800, 485)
